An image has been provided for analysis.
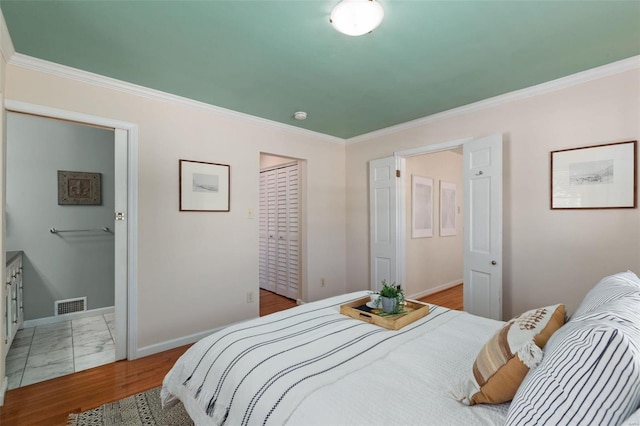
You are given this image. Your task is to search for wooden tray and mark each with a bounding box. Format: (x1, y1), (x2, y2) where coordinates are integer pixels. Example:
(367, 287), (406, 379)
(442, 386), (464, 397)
(340, 297), (430, 330)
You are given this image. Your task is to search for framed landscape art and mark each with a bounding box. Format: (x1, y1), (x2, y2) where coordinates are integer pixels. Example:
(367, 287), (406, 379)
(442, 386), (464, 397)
(179, 159), (230, 212)
(550, 140), (636, 209)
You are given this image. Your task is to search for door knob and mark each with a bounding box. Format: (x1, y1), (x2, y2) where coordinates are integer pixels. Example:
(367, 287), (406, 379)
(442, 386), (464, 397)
(491, 260), (497, 265)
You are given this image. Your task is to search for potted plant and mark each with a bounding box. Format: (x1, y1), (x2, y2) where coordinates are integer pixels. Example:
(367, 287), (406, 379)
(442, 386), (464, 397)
(379, 280), (405, 314)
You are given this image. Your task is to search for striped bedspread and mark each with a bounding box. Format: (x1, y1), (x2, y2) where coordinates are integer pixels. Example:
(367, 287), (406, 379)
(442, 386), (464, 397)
(161, 291), (463, 426)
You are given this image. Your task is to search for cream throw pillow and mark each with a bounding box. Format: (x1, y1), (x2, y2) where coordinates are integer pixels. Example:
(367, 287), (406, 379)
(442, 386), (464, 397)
(455, 304), (565, 406)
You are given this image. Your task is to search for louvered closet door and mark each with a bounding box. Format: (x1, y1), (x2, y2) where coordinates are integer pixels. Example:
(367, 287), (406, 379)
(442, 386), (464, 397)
(259, 169), (278, 293)
(258, 172), (270, 291)
(285, 165), (300, 300)
(258, 163), (300, 300)
(276, 167), (289, 297)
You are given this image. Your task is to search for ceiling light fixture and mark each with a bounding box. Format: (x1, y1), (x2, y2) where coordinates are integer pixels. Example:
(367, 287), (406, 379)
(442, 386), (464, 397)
(330, 0), (384, 36)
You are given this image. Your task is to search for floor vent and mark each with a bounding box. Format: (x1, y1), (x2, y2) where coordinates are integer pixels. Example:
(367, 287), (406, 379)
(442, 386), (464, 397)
(55, 297), (87, 315)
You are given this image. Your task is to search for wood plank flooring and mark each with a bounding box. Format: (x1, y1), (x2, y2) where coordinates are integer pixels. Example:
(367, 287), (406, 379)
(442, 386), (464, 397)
(418, 283), (463, 310)
(0, 285), (462, 426)
(260, 289), (297, 316)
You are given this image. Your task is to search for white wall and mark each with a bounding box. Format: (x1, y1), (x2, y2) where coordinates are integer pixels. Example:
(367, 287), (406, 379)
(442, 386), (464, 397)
(346, 69), (640, 318)
(405, 150), (463, 298)
(6, 112), (115, 320)
(2, 65), (347, 351)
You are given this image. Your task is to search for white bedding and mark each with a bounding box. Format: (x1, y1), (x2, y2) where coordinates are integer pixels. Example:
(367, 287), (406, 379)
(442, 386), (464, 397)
(162, 291), (509, 425)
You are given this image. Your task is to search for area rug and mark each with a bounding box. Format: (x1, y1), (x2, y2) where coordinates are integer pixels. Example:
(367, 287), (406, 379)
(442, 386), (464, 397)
(67, 386), (194, 426)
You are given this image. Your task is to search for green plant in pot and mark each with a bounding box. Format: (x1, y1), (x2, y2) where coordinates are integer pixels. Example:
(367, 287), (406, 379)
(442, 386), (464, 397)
(379, 280), (405, 314)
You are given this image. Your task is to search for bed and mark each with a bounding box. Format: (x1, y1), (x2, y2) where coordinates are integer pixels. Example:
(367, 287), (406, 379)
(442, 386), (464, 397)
(162, 271), (640, 426)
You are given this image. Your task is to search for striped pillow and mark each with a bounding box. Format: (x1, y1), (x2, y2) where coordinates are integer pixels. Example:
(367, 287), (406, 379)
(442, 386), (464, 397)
(573, 271), (640, 318)
(455, 304), (565, 405)
(506, 319), (640, 426)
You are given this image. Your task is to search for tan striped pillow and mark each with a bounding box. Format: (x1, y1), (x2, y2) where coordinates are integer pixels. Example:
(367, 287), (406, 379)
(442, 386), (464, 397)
(457, 304), (565, 405)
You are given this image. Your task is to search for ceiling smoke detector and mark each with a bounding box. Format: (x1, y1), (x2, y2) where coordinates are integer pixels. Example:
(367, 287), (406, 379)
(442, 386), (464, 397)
(293, 111), (308, 120)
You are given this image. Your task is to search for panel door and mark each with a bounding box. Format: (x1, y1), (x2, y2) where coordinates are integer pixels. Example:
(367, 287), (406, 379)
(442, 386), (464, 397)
(463, 134), (503, 320)
(368, 157), (399, 292)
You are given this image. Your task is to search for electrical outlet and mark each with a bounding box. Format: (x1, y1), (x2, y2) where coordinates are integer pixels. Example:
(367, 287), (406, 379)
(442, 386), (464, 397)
(321, 278), (325, 287)
(247, 291), (254, 303)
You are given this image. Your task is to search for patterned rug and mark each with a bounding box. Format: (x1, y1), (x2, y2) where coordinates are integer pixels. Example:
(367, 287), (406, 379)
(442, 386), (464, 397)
(67, 387), (194, 426)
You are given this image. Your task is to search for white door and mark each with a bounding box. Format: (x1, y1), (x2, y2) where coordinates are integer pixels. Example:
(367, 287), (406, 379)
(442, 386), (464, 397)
(258, 164), (300, 299)
(113, 129), (128, 360)
(369, 157), (401, 292)
(463, 134), (503, 320)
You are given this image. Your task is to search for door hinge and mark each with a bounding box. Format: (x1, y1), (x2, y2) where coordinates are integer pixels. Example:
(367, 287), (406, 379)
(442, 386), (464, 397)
(396, 170), (401, 178)
(115, 212), (126, 221)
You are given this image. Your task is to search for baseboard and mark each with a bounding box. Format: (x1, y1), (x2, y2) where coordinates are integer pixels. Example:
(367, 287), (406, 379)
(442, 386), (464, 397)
(0, 375), (8, 406)
(135, 323), (230, 359)
(22, 306), (115, 329)
(407, 280), (462, 301)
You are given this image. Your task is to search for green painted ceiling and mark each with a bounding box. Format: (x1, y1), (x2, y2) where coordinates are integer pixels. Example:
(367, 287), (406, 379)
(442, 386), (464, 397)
(1, 1), (639, 139)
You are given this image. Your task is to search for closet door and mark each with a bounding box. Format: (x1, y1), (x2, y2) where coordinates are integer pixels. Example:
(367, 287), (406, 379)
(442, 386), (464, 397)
(266, 170), (278, 293)
(258, 163), (300, 300)
(276, 167), (289, 297)
(285, 165), (300, 300)
(258, 172), (269, 291)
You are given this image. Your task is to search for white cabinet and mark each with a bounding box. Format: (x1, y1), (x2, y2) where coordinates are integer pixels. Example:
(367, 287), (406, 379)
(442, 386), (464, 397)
(259, 164), (300, 300)
(4, 251), (23, 356)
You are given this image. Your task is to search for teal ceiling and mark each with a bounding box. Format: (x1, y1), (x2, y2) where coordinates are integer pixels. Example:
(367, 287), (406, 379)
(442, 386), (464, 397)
(1, 1), (639, 139)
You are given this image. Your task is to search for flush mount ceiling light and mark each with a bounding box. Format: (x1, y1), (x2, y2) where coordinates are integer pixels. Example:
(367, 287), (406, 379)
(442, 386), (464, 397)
(330, 0), (384, 36)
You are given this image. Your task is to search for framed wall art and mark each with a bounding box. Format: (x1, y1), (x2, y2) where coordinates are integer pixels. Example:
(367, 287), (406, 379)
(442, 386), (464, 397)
(440, 181), (457, 236)
(179, 159), (230, 212)
(550, 140), (636, 209)
(58, 170), (102, 205)
(411, 175), (433, 238)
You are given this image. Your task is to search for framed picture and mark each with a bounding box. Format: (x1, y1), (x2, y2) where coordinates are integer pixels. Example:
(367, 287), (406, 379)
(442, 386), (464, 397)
(58, 170), (101, 205)
(411, 175), (433, 238)
(440, 181), (457, 236)
(179, 159), (230, 212)
(550, 140), (636, 209)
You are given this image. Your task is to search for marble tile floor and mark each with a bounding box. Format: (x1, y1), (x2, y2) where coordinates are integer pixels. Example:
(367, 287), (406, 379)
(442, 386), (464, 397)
(5, 312), (116, 389)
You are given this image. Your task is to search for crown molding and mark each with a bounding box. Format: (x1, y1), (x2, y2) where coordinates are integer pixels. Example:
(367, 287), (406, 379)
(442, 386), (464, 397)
(347, 55), (640, 145)
(7, 53), (346, 145)
(0, 9), (15, 64)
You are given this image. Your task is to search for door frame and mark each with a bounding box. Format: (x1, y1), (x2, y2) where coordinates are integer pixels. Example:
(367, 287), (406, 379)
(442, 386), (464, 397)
(4, 99), (139, 360)
(393, 137), (473, 289)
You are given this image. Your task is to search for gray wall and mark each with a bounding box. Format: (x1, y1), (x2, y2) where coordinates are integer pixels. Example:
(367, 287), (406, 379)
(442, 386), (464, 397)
(6, 112), (115, 320)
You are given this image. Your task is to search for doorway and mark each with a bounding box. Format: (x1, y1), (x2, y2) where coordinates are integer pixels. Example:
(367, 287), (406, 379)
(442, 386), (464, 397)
(4, 112), (116, 388)
(403, 148), (464, 300)
(1, 100), (138, 391)
(258, 153), (304, 306)
(369, 135), (503, 320)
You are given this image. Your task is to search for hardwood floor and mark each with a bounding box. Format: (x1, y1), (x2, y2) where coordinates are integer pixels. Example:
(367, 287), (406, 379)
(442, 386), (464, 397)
(0, 344), (191, 426)
(0, 285), (462, 425)
(259, 288), (297, 316)
(417, 283), (463, 310)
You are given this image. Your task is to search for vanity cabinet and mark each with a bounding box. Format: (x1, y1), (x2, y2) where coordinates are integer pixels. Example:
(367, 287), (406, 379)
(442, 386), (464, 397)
(4, 251), (23, 356)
